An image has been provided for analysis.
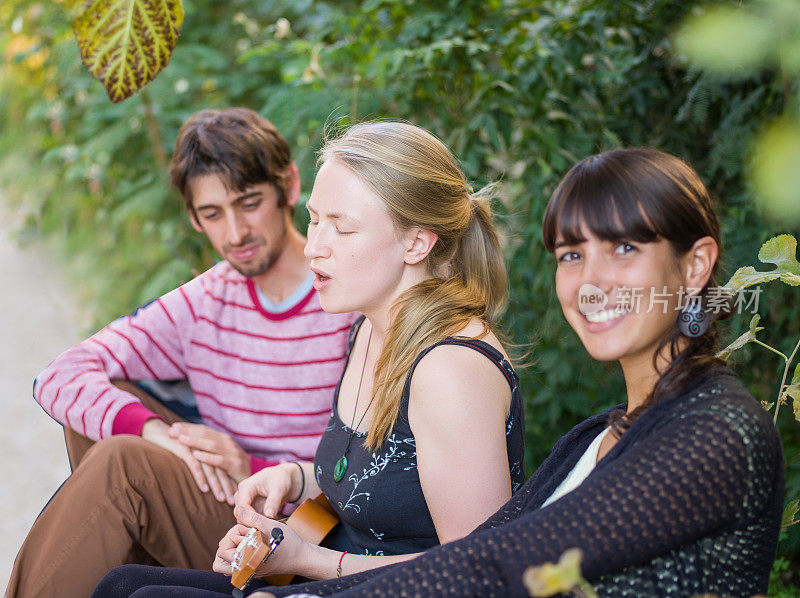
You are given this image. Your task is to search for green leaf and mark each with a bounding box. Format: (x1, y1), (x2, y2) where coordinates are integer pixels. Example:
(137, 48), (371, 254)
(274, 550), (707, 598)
(758, 234), (800, 284)
(724, 266), (781, 294)
(782, 498), (800, 531)
(717, 314), (763, 360)
(787, 363), (800, 422)
(72, 0), (185, 103)
(673, 6), (774, 76)
(724, 235), (800, 292)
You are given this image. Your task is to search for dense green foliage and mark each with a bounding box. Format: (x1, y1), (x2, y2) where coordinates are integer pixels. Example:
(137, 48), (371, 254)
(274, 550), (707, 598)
(2, 0), (799, 587)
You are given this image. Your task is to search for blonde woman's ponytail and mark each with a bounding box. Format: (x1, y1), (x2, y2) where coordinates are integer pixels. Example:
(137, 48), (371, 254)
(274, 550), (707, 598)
(456, 187), (508, 322)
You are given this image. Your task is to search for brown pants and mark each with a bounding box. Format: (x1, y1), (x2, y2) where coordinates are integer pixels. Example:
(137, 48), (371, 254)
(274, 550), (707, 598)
(6, 382), (237, 598)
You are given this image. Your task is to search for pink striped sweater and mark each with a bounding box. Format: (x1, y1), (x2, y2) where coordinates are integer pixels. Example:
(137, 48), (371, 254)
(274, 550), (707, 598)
(34, 261), (356, 473)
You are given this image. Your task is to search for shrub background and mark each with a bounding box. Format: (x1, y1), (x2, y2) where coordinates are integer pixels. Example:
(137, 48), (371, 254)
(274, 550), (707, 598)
(2, 0), (799, 589)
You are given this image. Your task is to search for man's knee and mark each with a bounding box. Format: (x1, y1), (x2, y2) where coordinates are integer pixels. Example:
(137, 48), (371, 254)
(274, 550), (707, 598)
(80, 434), (175, 484)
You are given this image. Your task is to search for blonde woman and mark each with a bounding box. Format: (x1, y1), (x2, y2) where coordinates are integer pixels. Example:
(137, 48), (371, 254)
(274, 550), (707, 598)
(93, 122), (525, 597)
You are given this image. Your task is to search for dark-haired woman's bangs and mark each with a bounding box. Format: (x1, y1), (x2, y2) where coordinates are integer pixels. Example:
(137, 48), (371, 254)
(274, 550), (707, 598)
(549, 181), (659, 249)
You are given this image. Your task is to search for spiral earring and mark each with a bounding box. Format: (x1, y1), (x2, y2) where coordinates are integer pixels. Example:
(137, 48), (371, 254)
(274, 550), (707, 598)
(678, 297), (709, 338)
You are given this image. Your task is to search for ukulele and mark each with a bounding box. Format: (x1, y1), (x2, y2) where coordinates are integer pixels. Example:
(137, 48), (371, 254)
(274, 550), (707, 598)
(231, 493), (339, 590)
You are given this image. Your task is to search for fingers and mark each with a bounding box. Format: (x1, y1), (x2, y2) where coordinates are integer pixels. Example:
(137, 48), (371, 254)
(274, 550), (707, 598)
(193, 449), (227, 468)
(213, 551), (234, 576)
(179, 434), (221, 453)
(202, 462), (227, 503)
(171, 423), (230, 446)
(219, 523), (250, 551)
(170, 422), (210, 438)
(236, 484), (282, 519)
(235, 467), (290, 518)
(234, 476), (261, 510)
(261, 489), (285, 519)
(173, 423), (250, 483)
(234, 504), (275, 531)
(214, 524), (250, 576)
(178, 450), (210, 494)
(220, 471), (238, 505)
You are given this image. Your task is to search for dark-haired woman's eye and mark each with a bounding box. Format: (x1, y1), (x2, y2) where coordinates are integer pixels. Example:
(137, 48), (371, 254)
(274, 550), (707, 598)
(615, 242), (637, 255)
(557, 251), (580, 263)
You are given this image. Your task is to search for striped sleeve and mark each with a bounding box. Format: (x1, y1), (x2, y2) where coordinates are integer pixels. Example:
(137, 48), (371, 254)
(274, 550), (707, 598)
(33, 281), (198, 441)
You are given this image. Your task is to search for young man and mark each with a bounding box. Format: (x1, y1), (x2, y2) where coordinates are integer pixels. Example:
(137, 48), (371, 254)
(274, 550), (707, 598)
(7, 108), (355, 598)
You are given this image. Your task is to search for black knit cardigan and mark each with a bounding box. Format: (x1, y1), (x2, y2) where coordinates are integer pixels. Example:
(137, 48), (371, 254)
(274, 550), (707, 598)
(263, 367), (784, 598)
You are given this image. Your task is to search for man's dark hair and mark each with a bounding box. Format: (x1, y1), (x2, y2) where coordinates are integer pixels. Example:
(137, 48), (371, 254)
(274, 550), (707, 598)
(170, 108), (292, 214)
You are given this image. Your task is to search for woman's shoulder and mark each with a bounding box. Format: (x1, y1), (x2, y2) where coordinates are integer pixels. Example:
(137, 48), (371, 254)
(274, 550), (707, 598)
(412, 322), (511, 384)
(406, 323), (514, 415)
(668, 367), (770, 418)
(447, 318), (511, 360)
(647, 366), (782, 458)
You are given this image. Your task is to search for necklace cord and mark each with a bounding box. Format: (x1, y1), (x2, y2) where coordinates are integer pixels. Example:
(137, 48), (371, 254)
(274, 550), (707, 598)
(344, 326), (374, 456)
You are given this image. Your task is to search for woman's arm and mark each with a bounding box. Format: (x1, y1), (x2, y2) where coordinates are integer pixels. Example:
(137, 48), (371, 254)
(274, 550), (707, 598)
(215, 519), (420, 580)
(407, 342), (514, 543)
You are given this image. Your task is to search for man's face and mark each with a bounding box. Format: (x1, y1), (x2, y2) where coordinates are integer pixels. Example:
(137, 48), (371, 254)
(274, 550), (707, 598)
(188, 174), (290, 278)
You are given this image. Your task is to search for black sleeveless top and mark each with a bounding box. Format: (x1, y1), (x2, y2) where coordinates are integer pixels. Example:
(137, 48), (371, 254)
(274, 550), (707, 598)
(314, 316), (525, 556)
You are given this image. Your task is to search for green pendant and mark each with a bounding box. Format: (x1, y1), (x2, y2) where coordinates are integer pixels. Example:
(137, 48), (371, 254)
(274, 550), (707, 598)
(333, 456), (348, 482)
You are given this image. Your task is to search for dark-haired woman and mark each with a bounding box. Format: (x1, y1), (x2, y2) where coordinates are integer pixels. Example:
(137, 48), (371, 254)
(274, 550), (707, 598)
(238, 147), (782, 597)
(92, 122), (525, 597)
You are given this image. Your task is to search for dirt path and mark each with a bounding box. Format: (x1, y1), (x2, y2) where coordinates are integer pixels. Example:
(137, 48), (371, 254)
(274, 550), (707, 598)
(0, 199), (88, 590)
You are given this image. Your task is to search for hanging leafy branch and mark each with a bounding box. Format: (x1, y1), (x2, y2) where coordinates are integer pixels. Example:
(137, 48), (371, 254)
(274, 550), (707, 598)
(70, 0), (184, 103)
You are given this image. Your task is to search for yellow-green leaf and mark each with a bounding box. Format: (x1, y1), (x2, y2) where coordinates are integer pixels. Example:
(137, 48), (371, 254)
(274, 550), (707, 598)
(523, 548), (597, 598)
(723, 266), (781, 294)
(72, 0), (184, 103)
(717, 314), (763, 360)
(724, 235), (800, 292)
(783, 499), (799, 530)
(787, 363), (800, 422)
(758, 234), (800, 275)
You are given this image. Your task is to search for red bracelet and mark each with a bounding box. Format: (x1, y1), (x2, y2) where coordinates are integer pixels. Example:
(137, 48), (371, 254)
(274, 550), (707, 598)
(337, 551), (348, 578)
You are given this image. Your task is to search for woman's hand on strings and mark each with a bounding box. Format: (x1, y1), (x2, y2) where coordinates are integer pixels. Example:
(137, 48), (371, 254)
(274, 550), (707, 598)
(234, 462), (298, 519)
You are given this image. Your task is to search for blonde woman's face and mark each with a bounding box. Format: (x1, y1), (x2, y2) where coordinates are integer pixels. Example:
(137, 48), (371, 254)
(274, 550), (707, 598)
(305, 161), (409, 316)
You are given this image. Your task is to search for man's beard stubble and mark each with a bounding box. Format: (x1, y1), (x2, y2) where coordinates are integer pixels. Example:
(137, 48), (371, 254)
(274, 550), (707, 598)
(226, 217), (287, 279)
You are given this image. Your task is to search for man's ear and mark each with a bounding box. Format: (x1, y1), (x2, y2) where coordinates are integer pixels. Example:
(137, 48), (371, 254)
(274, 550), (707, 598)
(188, 208), (204, 234)
(403, 228), (438, 265)
(283, 163), (301, 207)
(682, 236), (718, 293)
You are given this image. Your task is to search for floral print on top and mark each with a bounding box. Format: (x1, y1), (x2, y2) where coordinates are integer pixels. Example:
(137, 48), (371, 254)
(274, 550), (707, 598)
(315, 316), (526, 556)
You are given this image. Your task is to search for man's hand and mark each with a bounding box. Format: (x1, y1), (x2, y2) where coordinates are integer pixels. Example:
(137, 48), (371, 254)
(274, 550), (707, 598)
(141, 418), (238, 504)
(169, 422), (251, 483)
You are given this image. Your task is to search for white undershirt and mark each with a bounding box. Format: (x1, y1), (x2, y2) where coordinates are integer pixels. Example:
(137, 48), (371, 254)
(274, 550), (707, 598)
(542, 427), (611, 508)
